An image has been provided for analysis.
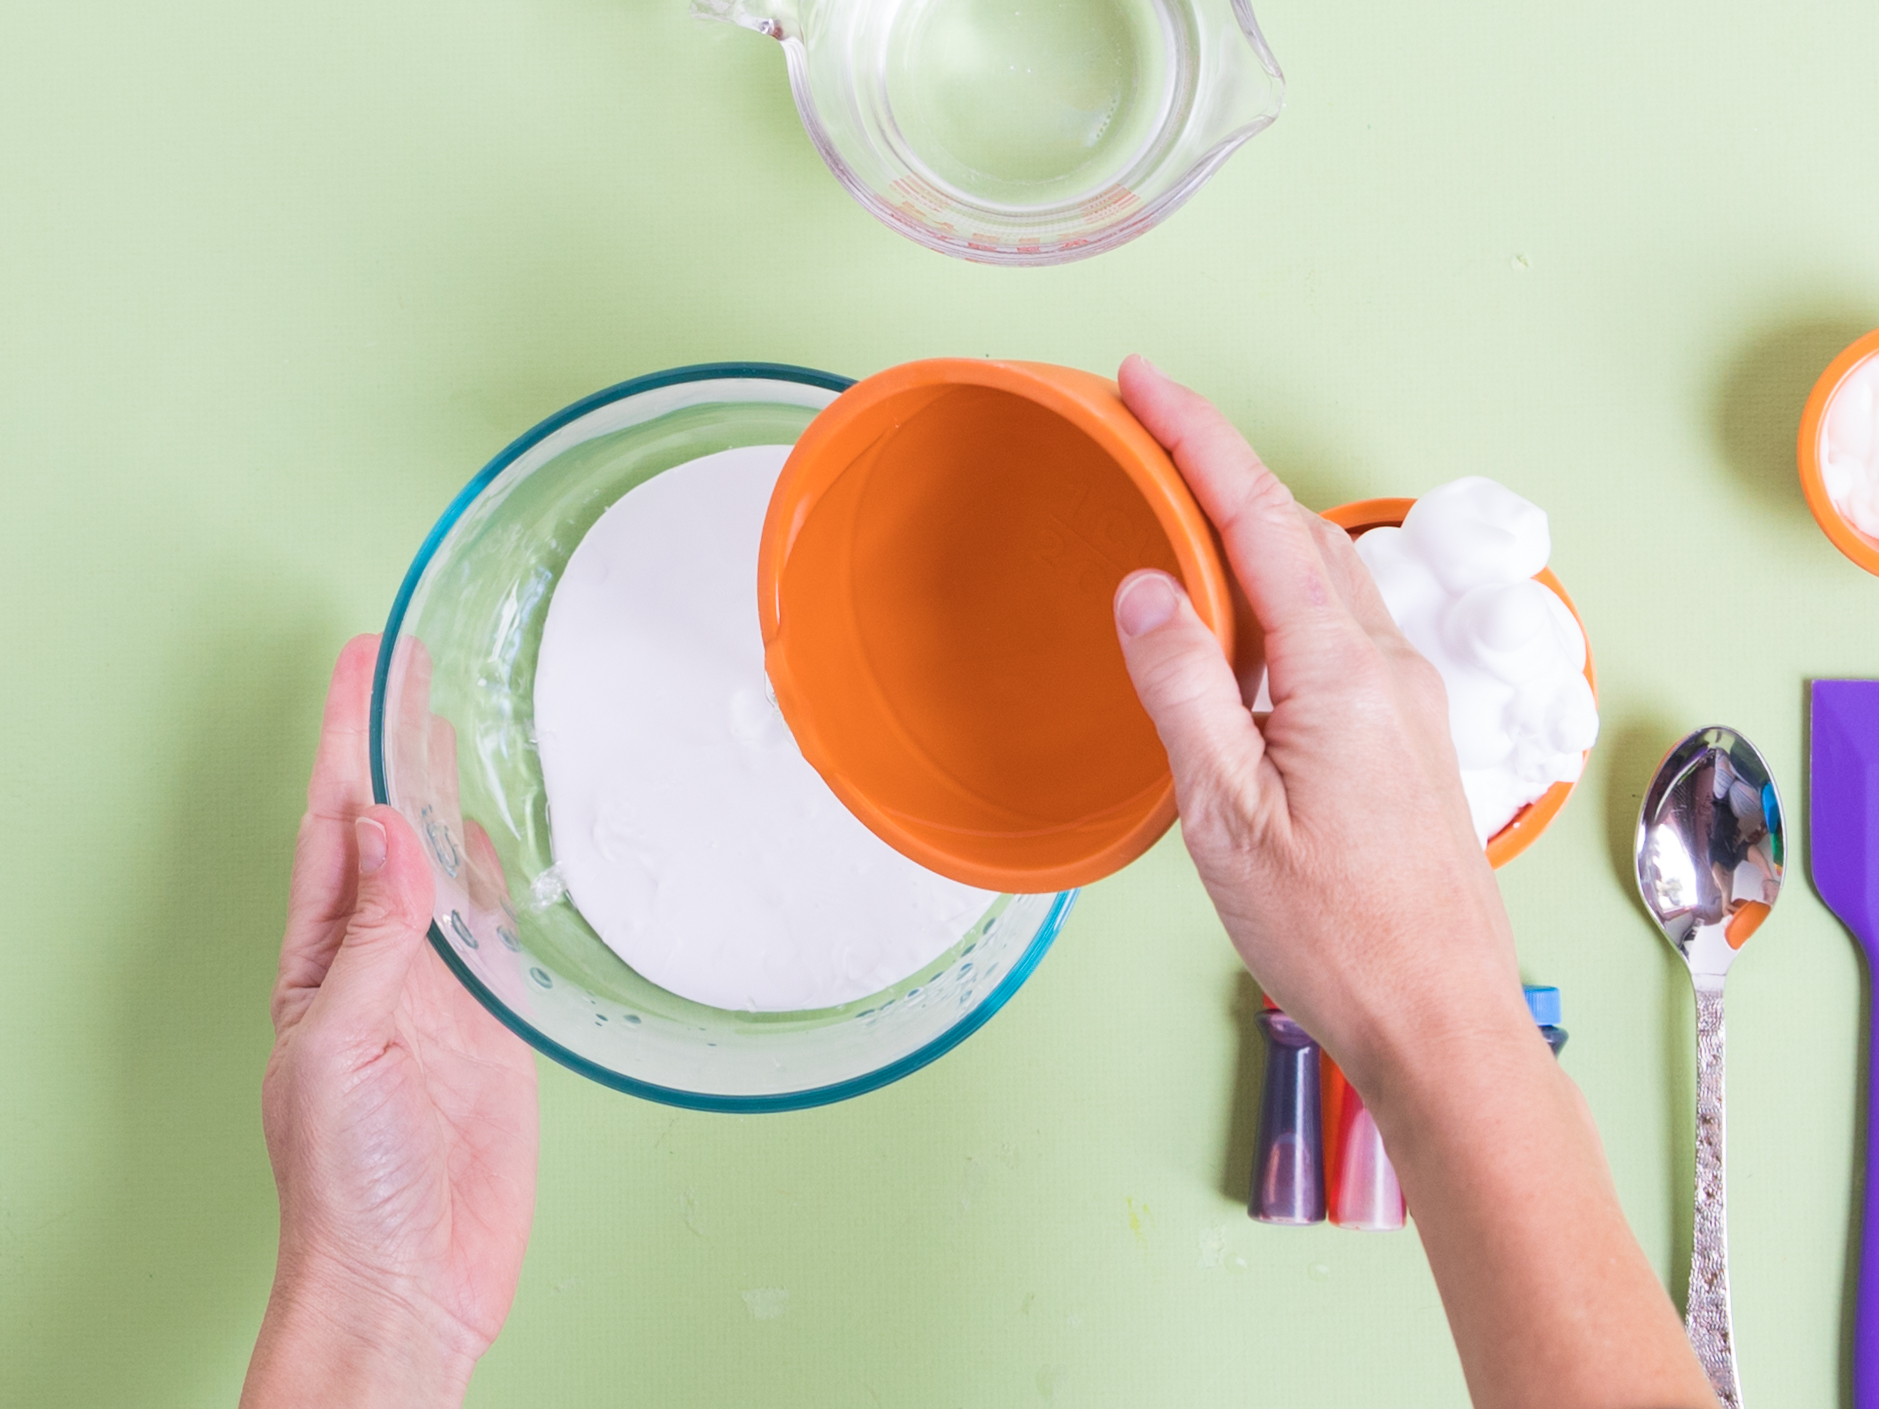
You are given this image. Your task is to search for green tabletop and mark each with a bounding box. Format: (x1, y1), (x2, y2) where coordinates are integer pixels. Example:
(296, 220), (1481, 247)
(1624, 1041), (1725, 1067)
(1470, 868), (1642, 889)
(4, 0), (1876, 1403)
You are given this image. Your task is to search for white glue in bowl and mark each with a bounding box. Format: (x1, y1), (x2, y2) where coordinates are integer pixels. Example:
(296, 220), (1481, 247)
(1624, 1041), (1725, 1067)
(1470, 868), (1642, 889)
(370, 364), (1074, 1109)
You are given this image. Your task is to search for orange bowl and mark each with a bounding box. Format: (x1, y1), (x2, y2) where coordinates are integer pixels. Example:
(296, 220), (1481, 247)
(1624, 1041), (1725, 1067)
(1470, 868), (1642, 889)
(1321, 498), (1597, 869)
(758, 359), (1235, 893)
(1797, 329), (1879, 576)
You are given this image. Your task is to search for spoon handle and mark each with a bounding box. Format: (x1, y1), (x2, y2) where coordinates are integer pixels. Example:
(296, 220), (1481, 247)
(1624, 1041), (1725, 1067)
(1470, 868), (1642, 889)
(1689, 982), (1742, 1407)
(1858, 997), (1879, 1409)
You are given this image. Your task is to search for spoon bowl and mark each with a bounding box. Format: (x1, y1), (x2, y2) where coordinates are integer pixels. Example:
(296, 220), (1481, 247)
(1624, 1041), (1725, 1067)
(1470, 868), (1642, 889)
(1637, 726), (1784, 976)
(1635, 725), (1784, 1409)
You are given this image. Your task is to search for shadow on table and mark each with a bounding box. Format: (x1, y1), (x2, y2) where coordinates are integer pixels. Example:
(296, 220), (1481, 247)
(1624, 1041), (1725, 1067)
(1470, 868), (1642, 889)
(0, 608), (335, 1407)
(1712, 316), (1877, 521)
(1600, 712), (1701, 1314)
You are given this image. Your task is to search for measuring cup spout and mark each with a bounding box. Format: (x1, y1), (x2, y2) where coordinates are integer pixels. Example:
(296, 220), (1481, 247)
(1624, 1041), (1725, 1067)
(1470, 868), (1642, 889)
(691, 0), (799, 40)
(1195, 0), (1286, 146)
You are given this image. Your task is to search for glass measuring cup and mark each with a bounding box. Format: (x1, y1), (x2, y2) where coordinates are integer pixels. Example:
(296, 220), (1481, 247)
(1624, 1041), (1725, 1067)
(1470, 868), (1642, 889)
(696, 0), (1284, 264)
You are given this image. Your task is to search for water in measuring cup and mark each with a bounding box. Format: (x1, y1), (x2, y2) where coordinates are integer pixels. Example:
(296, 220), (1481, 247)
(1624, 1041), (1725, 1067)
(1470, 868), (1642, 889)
(885, 0), (1179, 209)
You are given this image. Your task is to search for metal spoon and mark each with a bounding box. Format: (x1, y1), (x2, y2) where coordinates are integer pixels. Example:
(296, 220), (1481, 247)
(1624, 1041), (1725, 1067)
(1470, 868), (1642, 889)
(1635, 726), (1784, 1409)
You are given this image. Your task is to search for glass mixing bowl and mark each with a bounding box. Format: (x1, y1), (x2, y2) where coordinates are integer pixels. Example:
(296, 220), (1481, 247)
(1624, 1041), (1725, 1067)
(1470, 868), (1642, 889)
(697, 0), (1284, 264)
(370, 363), (1077, 1110)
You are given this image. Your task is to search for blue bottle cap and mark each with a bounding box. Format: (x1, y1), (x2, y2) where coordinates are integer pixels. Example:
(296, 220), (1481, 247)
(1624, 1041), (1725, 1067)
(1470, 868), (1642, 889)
(1523, 985), (1562, 1027)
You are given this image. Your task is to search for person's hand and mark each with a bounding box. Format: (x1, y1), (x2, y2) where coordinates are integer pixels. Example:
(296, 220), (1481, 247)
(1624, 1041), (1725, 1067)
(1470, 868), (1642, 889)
(1110, 358), (1715, 1409)
(242, 636), (539, 1409)
(1108, 359), (1520, 1093)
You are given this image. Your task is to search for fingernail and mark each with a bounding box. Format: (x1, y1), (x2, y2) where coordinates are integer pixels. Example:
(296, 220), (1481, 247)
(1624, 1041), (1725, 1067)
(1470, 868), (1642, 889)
(356, 817), (388, 876)
(1116, 571), (1181, 638)
(1137, 355), (1164, 377)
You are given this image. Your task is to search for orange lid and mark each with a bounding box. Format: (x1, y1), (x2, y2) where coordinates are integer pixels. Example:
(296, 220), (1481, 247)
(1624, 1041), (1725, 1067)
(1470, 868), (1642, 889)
(1797, 330), (1879, 576)
(757, 359), (1235, 892)
(1320, 499), (1597, 869)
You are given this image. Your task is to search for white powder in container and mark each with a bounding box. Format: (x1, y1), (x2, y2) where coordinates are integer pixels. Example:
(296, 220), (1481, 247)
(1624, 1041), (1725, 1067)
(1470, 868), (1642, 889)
(533, 445), (995, 1013)
(1822, 354), (1879, 539)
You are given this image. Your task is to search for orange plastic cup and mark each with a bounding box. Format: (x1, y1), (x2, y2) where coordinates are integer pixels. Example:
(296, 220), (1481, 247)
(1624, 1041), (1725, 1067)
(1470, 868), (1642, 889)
(1321, 499), (1596, 869)
(757, 359), (1235, 893)
(1798, 329), (1879, 576)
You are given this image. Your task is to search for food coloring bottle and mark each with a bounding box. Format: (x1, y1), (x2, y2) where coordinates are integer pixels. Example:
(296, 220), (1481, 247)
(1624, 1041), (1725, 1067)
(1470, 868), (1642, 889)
(1324, 1057), (1406, 1232)
(1524, 985), (1568, 1057)
(1249, 998), (1326, 1224)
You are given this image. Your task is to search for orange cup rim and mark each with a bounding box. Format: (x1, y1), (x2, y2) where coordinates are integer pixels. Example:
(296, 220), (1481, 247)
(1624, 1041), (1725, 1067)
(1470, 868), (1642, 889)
(1797, 330), (1879, 576)
(1320, 498), (1597, 869)
(757, 358), (1237, 894)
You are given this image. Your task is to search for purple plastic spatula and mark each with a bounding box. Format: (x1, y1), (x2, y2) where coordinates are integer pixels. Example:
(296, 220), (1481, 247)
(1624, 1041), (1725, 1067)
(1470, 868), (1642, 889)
(1811, 680), (1879, 1409)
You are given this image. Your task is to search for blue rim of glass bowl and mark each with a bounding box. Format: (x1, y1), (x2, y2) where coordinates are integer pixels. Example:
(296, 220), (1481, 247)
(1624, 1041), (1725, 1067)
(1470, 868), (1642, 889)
(369, 361), (1077, 1112)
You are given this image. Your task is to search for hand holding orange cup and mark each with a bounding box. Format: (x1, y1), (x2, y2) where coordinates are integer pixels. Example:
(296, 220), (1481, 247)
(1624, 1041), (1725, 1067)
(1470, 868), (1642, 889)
(759, 360), (1591, 890)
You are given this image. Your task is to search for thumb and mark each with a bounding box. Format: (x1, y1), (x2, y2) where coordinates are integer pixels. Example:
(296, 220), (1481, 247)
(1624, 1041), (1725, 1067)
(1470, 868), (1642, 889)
(307, 806), (436, 1040)
(1114, 570), (1264, 788)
